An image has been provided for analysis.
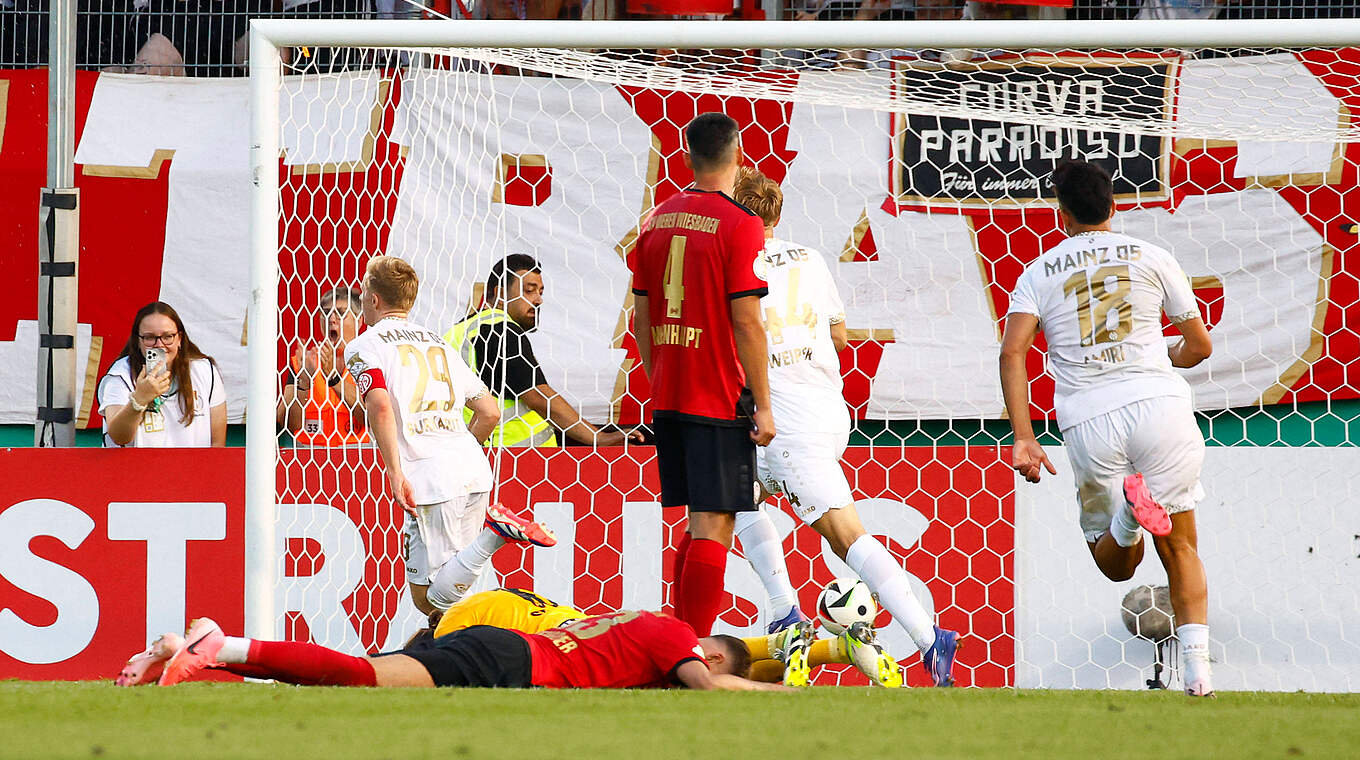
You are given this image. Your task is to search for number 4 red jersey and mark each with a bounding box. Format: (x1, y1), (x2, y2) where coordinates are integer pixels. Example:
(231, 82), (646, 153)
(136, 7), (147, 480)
(630, 188), (768, 424)
(518, 610), (707, 688)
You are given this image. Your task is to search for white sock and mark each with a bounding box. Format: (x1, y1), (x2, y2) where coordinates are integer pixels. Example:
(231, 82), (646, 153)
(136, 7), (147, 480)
(427, 528), (505, 610)
(735, 509), (799, 620)
(1110, 503), (1143, 548)
(845, 534), (936, 654)
(218, 637), (250, 664)
(1177, 623), (1212, 686)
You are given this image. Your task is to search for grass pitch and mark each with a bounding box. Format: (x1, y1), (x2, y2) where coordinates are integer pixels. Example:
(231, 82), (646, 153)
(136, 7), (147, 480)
(2, 682), (1355, 760)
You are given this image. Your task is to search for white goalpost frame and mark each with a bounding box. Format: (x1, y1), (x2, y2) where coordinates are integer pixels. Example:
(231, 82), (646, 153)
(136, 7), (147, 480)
(245, 18), (1360, 649)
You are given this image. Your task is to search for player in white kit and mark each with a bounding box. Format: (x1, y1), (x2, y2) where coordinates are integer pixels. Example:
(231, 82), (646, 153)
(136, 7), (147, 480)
(1000, 160), (1215, 697)
(345, 256), (558, 617)
(731, 170), (959, 688)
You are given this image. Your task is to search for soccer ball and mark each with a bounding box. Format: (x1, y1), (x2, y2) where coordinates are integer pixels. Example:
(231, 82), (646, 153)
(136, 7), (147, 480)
(816, 578), (877, 635)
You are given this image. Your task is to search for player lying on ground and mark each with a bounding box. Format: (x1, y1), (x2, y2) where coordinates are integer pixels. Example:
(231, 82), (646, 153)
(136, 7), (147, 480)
(116, 611), (788, 692)
(728, 169), (960, 688)
(417, 587), (903, 687)
(346, 255), (558, 617)
(1000, 160), (1215, 697)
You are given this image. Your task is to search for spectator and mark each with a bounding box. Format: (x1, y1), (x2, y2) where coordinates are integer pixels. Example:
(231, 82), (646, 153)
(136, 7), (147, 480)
(277, 286), (369, 446)
(97, 301), (226, 447)
(445, 255), (642, 447)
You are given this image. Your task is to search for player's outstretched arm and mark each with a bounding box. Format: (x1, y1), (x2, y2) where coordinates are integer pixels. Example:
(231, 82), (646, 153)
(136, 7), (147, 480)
(1168, 316), (1213, 368)
(999, 313), (1056, 484)
(364, 388), (416, 515)
(675, 660), (795, 692)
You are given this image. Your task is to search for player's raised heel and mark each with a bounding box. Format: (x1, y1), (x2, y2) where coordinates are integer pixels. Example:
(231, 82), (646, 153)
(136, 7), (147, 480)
(1122, 473), (1172, 537)
(773, 621), (814, 688)
(842, 622), (903, 688)
(766, 606), (812, 636)
(158, 618), (226, 686)
(922, 626), (959, 688)
(484, 504), (558, 547)
(114, 632), (184, 686)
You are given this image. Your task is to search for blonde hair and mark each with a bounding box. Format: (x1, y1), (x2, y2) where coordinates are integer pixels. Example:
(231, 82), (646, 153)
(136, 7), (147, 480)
(364, 255), (419, 311)
(733, 167), (782, 228)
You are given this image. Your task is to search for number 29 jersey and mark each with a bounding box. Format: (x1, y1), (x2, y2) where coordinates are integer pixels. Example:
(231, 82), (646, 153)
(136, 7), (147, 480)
(1006, 231), (1201, 432)
(630, 188), (768, 424)
(344, 316), (493, 504)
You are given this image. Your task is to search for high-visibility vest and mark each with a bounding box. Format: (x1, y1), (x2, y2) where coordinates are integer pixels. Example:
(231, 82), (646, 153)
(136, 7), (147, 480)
(290, 355), (369, 447)
(445, 308), (558, 448)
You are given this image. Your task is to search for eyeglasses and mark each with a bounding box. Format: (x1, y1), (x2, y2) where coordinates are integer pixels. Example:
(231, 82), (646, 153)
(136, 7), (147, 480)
(139, 332), (179, 346)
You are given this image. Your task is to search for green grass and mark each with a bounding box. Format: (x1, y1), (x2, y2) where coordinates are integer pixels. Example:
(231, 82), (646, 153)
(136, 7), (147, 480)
(2, 683), (1357, 760)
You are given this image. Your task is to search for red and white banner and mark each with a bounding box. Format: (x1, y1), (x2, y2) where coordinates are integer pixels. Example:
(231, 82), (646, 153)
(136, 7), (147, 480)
(2, 57), (1358, 428)
(2, 446), (1014, 686)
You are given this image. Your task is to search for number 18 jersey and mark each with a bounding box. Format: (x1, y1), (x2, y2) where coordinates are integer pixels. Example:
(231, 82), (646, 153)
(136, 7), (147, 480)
(1006, 231), (1200, 431)
(344, 316), (493, 504)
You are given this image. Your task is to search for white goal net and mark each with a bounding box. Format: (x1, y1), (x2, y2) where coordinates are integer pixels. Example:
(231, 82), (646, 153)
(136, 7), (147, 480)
(250, 20), (1360, 691)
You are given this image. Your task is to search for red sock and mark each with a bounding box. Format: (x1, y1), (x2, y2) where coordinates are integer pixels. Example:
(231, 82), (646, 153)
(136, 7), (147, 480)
(214, 662), (276, 680)
(245, 640), (377, 686)
(676, 538), (728, 637)
(671, 532), (692, 615)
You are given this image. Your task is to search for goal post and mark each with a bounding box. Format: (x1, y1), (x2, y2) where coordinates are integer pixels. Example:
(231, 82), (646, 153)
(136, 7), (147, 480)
(247, 19), (1360, 689)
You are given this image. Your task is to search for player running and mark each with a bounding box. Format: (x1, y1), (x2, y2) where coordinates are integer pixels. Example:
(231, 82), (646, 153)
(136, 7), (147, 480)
(116, 612), (786, 692)
(1000, 160), (1215, 697)
(344, 255), (557, 616)
(728, 169), (959, 688)
(629, 112), (774, 638)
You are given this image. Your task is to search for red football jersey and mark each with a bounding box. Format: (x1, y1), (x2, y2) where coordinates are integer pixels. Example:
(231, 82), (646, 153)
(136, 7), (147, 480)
(518, 610), (707, 689)
(630, 188), (768, 424)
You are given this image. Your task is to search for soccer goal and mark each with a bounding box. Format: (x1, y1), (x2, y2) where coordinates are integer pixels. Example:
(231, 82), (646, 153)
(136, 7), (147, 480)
(246, 19), (1360, 690)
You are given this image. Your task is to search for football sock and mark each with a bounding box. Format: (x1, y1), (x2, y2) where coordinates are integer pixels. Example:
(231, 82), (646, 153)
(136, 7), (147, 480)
(244, 640), (377, 686)
(671, 531), (692, 614)
(845, 535), (937, 654)
(1110, 504), (1144, 548)
(215, 662), (276, 679)
(809, 639), (843, 667)
(734, 509), (799, 620)
(745, 639), (846, 683)
(1177, 623), (1213, 687)
(750, 659), (784, 683)
(746, 635), (773, 661)
(427, 528), (505, 610)
(676, 538), (728, 637)
(217, 636), (251, 663)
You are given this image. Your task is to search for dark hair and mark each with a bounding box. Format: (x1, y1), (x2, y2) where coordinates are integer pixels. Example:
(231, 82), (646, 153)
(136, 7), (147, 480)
(487, 254), (542, 302)
(709, 634), (752, 679)
(1051, 160), (1114, 226)
(685, 112), (741, 173)
(321, 286), (361, 312)
(119, 301), (215, 419)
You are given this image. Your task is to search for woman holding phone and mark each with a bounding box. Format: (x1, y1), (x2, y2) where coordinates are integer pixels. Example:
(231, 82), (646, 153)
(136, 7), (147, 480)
(97, 301), (226, 447)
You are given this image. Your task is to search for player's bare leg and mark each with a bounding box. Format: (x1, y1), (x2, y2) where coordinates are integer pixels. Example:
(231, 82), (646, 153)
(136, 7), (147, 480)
(676, 510), (736, 636)
(1086, 533), (1145, 582)
(1153, 510), (1213, 696)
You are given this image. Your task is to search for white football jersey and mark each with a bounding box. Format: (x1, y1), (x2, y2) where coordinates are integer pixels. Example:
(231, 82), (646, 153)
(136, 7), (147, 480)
(1007, 231), (1200, 431)
(344, 317), (493, 504)
(760, 238), (851, 435)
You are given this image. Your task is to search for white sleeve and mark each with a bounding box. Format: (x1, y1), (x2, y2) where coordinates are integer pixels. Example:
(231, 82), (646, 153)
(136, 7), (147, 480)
(207, 362), (226, 407)
(97, 369), (131, 414)
(812, 251), (846, 322)
(1158, 254), (1200, 323)
(1006, 270), (1041, 317)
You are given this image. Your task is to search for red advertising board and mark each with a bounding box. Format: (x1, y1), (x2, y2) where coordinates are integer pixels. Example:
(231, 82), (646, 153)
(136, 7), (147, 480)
(3, 446), (1012, 686)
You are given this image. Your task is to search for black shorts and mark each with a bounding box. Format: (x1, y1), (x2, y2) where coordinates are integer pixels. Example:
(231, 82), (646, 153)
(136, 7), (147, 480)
(396, 625), (533, 688)
(652, 415), (757, 512)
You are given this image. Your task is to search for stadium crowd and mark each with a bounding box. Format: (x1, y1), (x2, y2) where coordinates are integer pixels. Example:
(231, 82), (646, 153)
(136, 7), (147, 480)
(1, 0), (1354, 76)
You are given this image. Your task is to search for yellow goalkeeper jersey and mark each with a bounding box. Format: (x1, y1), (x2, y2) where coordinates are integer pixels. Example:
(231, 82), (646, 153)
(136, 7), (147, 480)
(433, 588), (584, 638)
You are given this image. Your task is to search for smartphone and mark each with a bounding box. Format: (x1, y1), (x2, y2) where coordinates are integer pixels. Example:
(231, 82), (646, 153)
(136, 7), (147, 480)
(145, 347), (167, 373)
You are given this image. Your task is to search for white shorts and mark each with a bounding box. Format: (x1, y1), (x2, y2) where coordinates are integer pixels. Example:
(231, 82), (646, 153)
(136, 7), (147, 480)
(1063, 395), (1205, 543)
(756, 430), (854, 525)
(403, 491), (491, 585)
